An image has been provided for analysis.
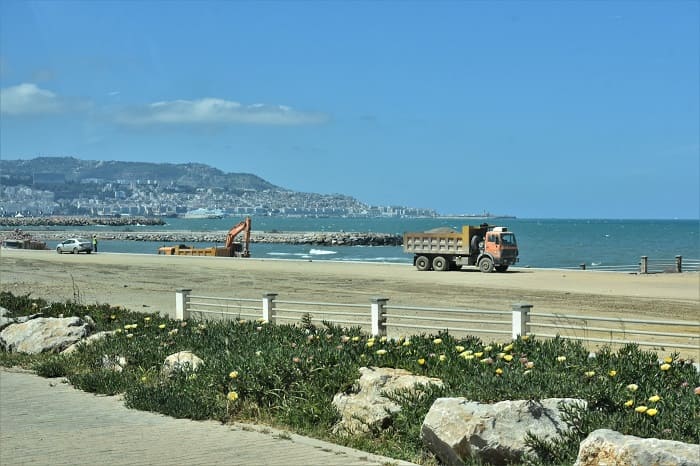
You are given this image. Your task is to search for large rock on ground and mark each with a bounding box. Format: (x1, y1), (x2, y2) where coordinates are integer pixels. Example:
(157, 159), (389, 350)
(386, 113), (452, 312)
(574, 429), (700, 466)
(161, 351), (204, 377)
(332, 366), (443, 435)
(421, 397), (587, 465)
(0, 316), (93, 354)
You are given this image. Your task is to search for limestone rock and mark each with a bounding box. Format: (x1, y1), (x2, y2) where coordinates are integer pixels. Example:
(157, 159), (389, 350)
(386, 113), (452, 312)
(332, 366), (443, 435)
(0, 316), (93, 354)
(162, 351), (204, 377)
(0, 307), (43, 331)
(101, 355), (127, 372)
(574, 429), (700, 466)
(62, 330), (117, 354)
(421, 397), (587, 465)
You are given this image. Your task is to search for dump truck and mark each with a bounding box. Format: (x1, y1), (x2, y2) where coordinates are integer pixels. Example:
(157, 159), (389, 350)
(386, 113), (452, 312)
(158, 217), (251, 257)
(403, 224), (518, 272)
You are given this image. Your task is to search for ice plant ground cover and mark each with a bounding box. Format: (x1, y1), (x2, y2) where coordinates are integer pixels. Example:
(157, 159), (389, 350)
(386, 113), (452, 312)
(1, 292), (699, 466)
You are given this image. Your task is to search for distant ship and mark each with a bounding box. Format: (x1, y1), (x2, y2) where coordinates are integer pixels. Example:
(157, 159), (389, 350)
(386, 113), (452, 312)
(181, 208), (224, 219)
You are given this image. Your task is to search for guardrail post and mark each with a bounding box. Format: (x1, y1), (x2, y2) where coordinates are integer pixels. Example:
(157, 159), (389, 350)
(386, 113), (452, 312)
(175, 288), (191, 320)
(262, 292), (277, 324)
(676, 256), (682, 273)
(512, 303), (532, 339)
(371, 297), (388, 337)
(640, 256), (648, 274)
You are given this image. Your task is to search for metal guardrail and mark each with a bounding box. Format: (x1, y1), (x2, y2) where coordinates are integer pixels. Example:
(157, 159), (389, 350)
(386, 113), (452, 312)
(175, 290), (700, 356)
(563, 256), (699, 273)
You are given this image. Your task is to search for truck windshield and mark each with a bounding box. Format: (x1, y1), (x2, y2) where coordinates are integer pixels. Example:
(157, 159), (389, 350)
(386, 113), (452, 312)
(500, 233), (517, 246)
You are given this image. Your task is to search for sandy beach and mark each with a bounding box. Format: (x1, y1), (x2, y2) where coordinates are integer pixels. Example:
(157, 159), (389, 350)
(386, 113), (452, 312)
(1, 248), (698, 320)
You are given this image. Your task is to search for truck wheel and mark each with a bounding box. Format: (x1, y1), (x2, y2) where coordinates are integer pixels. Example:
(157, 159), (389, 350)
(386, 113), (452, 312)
(415, 256), (431, 271)
(432, 256), (449, 271)
(479, 257), (495, 273)
(495, 265), (509, 272)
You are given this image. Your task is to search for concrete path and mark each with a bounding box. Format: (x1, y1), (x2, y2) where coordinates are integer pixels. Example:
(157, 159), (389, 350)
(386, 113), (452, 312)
(0, 369), (415, 466)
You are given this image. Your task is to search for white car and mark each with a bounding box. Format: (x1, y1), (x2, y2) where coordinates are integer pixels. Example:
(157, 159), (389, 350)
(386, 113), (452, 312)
(56, 238), (93, 254)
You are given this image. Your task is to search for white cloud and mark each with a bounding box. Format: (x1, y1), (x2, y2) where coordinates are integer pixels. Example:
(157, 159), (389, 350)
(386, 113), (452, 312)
(0, 83), (64, 115)
(114, 98), (329, 126)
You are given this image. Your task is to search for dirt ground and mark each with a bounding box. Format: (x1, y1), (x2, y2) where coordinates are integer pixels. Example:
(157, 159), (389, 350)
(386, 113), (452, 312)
(2, 248), (697, 319)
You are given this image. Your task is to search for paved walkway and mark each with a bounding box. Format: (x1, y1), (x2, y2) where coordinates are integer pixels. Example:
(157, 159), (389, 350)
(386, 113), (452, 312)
(0, 369), (415, 466)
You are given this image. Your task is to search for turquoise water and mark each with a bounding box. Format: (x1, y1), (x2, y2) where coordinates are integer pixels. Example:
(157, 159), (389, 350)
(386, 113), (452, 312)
(20, 217), (700, 269)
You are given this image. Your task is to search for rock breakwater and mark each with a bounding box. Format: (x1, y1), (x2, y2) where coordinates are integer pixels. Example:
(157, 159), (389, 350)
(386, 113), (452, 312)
(2, 230), (403, 246)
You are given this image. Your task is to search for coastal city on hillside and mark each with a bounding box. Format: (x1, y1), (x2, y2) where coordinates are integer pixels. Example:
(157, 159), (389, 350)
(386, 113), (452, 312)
(0, 158), (511, 219)
(0, 180), (439, 218)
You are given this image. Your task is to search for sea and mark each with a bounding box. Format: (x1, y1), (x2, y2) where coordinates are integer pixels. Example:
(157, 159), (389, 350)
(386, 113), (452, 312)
(26, 217), (700, 270)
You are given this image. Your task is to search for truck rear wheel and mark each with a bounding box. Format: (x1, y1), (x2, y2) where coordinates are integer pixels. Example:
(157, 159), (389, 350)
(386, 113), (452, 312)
(415, 256), (431, 271)
(432, 256), (449, 271)
(479, 257), (495, 273)
(495, 265), (509, 273)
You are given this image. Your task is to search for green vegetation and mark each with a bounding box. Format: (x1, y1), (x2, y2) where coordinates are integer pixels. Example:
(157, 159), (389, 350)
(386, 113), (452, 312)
(1, 291), (698, 465)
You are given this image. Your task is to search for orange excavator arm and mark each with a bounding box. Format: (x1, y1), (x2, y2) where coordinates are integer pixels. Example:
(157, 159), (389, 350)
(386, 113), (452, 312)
(225, 216), (251, 257)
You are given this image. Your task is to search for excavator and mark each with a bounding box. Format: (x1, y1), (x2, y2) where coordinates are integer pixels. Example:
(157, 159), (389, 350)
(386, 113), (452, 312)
(158, 217), (251, 257)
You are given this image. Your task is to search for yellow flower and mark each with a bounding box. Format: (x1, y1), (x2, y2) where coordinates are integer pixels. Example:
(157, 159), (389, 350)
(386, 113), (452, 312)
(126, 333), (133, 339)
(418, 358), (426, 366)
(439, 354), (447, 362)
(461, 354), (475, 360)
(366, 341), (375, 348)
(227, 391), (239, 401)
(455, 345), (465, 353)
(557, 356), (566, 362)
(503, 344), (514, 352)
(585, 371), (595, 378)
(664, 356), (673, 364)
(255, 351), (262, 356)
(380, 336), (387, 343)
(115, 328), (122, 333)
(521, 335), (529, 341)
(608, 370), (617, 377)
(495, 368), (503, 375)
(402, 340), (412, 347)
(525, 361), (535, 369)
(229, 371), (239, 379)
(433, 338), (443, 345)
(648, 395), (661, 403)
(497, 352), (506, 359)
(523, 369), (532, 375)
(474, 352), (484, 358)
(503, 354), (514, 362)
(352, 336), (360, 342)
(624, 399), (634, 407)
(627, 383), (639, 392)
(483, 345), (493, 351)
(110, 314), (116, 320)
(158, 324), (166, 329)
(635, 405), (648, 413)
(140, 376), (147, 383)
(376, 349), (387, 355)
(660, 363), (671, 371)
(144, 317), (151, 322)
(646, 408), (658, 416)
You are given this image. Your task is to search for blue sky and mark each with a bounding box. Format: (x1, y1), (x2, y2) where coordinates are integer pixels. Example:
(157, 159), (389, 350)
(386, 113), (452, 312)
(1, 1), (698, 219)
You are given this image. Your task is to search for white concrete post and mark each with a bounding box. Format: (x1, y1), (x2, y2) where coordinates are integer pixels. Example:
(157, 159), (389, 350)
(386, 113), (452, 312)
(175, 288), (192, 321)
(512, 303), (532, 339)
(262, 292), (277, 324)
(371, 297), (388, 337)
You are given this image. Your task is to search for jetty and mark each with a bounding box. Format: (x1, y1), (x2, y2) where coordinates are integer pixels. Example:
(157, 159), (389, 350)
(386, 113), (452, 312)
(0, 230), (402, 247)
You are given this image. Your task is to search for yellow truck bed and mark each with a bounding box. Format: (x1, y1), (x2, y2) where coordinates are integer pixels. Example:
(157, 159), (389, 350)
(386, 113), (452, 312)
(403, 225), (485, 255)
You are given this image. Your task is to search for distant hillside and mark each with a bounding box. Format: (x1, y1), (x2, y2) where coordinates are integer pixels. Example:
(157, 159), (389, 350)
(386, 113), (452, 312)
(0, 157), (279, 191)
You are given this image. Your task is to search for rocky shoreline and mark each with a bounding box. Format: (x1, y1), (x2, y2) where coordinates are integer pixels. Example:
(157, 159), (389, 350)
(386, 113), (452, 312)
(2, 229), (402, 247)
